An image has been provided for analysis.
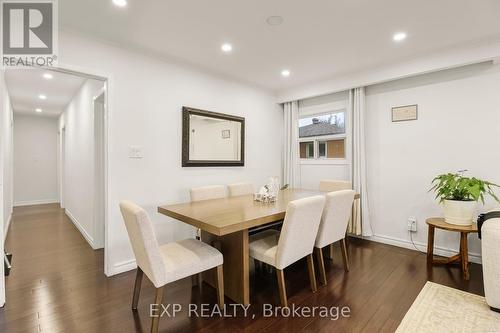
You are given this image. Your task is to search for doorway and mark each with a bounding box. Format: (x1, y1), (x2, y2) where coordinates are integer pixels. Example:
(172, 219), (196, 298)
(3, 66), (110, 305)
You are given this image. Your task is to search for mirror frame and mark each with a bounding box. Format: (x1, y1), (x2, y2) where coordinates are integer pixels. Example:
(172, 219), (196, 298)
(182, 106), (245, 167)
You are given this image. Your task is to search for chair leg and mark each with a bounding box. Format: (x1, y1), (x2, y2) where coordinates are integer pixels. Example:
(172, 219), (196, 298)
(132, 267), (143, 310)
(150, 287), (164, 333)
(328, 243), (335, 260)
(314, 247), (327, 286)
(276, 269), (288, 307)
(191, 274), (199, 287)
(340, 238), (350, 272)
(215, 265), (225, 308)
(254, 259), (262, 271)
(306, 254), (317, 292)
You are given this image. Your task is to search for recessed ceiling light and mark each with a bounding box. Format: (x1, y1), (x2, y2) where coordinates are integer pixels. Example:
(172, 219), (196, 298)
(393, 32), (407, 42)
(221, 43), (233, 53)
(38, 94), (47, 100)
(281, 69), (291, 77)
(112, 0), (127, 7)
(43, 73), (53, 80)
(36, 108), (42, 113)
(266, 16), (284, 26)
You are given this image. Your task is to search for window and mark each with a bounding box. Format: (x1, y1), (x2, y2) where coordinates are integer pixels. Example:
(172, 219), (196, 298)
(298, 110), (346, 160)
(299, 111), (345, 138)
(318, 141), (327, 158)
(318, 139), (345, 158)
(300, 141), (314, 159)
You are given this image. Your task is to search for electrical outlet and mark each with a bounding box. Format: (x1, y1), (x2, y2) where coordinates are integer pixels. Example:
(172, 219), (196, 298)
(407, 217), (417, 232)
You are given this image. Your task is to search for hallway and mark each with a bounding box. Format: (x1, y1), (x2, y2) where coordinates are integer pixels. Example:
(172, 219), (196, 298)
(0, 204), (146, 332)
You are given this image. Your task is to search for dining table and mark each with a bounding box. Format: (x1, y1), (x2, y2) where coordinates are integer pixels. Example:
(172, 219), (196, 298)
(158, 188), (360, 305)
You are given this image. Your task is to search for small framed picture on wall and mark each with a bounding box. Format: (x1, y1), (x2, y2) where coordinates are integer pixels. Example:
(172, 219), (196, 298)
(392, 104), (418, 122)
(221, 129), (231, 139)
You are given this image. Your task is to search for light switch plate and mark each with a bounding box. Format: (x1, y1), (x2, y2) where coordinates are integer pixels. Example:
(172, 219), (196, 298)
(128, 145), (143, 159)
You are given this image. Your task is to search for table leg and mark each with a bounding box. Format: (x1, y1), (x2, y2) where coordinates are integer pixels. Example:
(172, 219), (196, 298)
(201, 230), (250, 305)
(460, 232), (470, 280)
(427, 225), (435, 265)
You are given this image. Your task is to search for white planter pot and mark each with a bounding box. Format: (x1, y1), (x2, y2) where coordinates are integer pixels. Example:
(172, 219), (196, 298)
(443, 200), (477, 226)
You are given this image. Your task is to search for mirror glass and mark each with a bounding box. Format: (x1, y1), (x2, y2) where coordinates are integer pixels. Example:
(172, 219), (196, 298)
(189, 114), (242, 161)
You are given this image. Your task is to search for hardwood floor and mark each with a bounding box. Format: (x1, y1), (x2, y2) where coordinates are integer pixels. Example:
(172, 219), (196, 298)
(0, 204), (484, 332)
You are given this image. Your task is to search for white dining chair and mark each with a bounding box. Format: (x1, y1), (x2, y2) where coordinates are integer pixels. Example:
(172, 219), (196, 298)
(249, 195), (325, 307)
(319, 180), (352, 192)
(319, 179), (352, 192)
(119, 201), (224, 333)
(190, 185), (226, 202)
(227, 182), (254, 197)
(314, 190), (355, 285)
(190, 185), (226, 241)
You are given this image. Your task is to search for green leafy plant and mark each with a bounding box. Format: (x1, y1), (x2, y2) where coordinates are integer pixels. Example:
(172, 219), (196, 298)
(430, 171), (500, 203)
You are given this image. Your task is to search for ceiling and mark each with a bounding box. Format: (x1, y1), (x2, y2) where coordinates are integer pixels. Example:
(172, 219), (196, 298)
(5, 68), (86, 117)
(60, 0), (500, 92)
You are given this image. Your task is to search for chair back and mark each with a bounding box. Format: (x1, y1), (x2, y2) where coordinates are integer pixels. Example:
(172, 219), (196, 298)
(227, 182), (254, 197)
(315, 190), (355, 248)
(119, 201), (165, 287)
(275, 196), (325, 269)
(190, 185), (226, 202)
(319, 180), (352, 192)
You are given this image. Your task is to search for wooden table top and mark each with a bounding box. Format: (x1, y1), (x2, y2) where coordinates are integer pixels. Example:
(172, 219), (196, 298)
(158, 189), (360, 236)
(426, 217), (478, 233)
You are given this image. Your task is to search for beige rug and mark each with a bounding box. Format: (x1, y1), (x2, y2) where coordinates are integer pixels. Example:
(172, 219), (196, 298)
(396, 282), (500, 333)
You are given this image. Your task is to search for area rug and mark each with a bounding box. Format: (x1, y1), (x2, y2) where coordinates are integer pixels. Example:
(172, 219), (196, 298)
(396, 281), (500, 333)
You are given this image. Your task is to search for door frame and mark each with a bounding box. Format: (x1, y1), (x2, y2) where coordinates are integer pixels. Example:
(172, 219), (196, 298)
(49, 63), (112, 277)
(92, 87), (106, 249)
(1, 63), (113, 308)
(59, 127), (66, 209)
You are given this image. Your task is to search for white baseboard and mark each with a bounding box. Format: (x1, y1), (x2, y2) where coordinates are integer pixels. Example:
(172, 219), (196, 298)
(65, 209), (97, 250)
(107, 259), (136, 277)
(14, 199), (59, 207)
(363, 233), (482, 264)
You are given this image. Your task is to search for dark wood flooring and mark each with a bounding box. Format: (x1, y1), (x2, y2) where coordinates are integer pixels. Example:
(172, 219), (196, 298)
(0, 204), (484, 332)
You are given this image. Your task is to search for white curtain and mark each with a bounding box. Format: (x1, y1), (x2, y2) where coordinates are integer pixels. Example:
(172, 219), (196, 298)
(282, 101), (300, 188)
(349, 87), (373, 236)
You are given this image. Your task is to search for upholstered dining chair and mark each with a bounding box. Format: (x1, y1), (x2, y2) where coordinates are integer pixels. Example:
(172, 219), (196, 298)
(227, 182), (254, 197)
(319, 179), (352, 192)
(190, 185), (226, 240)
(314, 190), (355, 285)
(119, 201), (224, 333)
(249, 196), (325, 307)
(190, 185), (226, 202)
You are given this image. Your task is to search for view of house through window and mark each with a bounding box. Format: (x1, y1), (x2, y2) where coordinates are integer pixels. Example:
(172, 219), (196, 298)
(299, 111), (346, 159)
(299, 141), (314, 158)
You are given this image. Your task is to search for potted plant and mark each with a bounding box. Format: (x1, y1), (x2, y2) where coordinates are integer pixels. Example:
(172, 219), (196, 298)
(430, 171), (500, 226)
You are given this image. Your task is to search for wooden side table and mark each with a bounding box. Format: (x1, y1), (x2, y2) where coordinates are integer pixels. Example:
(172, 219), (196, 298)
(426, 218), (478, 280)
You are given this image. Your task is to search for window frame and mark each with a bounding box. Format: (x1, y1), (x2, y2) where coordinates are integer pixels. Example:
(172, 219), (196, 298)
(298, 107), (349, 165)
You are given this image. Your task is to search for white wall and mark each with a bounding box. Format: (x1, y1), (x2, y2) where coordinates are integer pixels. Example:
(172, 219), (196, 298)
(1, 83), (13, 239)
(298, 91), (350, 189)
(58, 31), (282, 275)
(13, 114), (58, 206)
(0, 69), (13, 306)
(59, 79), (105, 249)
(365, 62), (500, 262)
